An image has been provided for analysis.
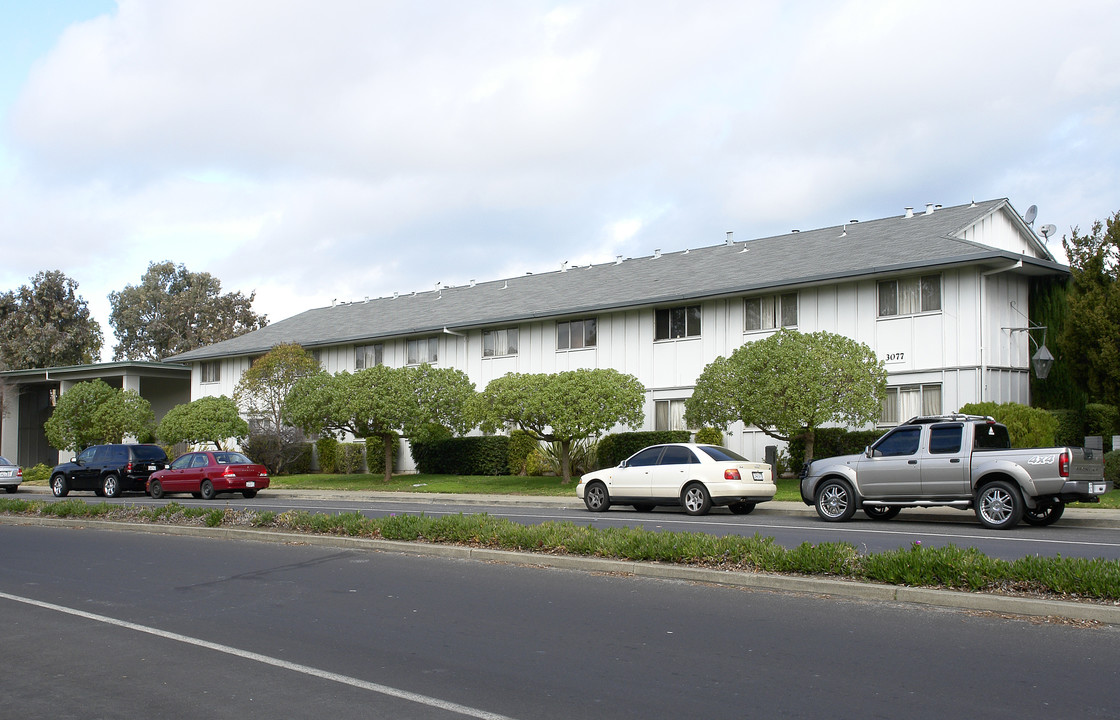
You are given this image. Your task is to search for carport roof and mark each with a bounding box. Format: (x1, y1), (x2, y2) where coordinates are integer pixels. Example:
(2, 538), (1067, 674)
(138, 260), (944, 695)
(168, 198), (1068, 362)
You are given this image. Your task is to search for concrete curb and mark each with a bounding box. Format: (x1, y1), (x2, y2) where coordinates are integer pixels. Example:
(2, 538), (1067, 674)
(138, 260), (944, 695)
(3, 513), (1118, 626)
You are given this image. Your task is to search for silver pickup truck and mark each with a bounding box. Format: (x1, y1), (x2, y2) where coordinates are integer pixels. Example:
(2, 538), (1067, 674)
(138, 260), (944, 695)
(799, 414), (1108, 529)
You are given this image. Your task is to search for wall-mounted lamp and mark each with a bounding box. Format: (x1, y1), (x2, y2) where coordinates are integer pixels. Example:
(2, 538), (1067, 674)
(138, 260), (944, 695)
(1004, 323), (1054, 379)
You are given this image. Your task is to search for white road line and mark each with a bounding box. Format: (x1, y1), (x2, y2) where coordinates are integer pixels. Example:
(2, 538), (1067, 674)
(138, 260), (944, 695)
(0, 591), (516, 720)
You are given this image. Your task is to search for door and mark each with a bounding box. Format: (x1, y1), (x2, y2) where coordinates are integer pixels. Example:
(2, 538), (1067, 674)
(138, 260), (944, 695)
(71, 446), (102, 489)
(649, 445), (697, 499)
(919, 423), (970, 497)
(611, 446), (662, 499)
(856, 426), (923, 498)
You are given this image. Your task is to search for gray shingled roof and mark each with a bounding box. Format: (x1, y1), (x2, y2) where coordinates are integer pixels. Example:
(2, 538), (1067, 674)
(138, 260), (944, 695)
(168, 199), (1066, 362)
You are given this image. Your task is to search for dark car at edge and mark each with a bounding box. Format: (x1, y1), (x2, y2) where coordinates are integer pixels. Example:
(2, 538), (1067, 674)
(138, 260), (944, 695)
(50, 444), (169, 498)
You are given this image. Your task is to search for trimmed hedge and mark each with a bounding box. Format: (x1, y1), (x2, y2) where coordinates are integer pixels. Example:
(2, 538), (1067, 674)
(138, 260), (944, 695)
(1105, 450), (1120, 490)
(958, 402), (1058, 447)
(316, 436), (340, 474)
(596, 431), (691, 469)
(693, 427), (724, 445)
(788, 428), (884, 472)
(336, 443), (365, 474)
(411, 436), (511, 475)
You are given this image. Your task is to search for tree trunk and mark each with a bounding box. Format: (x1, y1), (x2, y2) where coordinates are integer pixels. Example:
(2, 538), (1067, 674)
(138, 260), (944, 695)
(560, 439), (572, 484)
(802, 428), (815, 468)
(382, 434), (393, 483)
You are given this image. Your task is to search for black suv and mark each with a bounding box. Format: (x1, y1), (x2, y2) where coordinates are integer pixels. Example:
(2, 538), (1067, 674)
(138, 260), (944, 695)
(50, 444), (169, 498)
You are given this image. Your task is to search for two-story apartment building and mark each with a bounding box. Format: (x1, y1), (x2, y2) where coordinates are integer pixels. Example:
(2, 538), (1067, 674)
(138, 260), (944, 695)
(166, 198), (1064, 466)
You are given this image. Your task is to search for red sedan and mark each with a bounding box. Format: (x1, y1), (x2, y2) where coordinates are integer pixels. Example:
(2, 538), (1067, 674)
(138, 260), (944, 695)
(147, 451), (269, 500)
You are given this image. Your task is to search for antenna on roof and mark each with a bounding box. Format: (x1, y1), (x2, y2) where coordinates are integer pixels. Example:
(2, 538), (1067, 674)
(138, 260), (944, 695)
(1024, 205), (1038, 226)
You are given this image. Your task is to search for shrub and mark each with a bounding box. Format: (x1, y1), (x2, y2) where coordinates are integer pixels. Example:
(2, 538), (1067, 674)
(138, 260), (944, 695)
(958, 402), (1059, 447)
(525, 448), (548, 476)
(788, 428), (883, 472)
(507, 430), (539, 476)
(22, 463), (52, 484)
(596, 431), (691, 469)
(1105, 450), (1120, 490)
(536, 439), (598, 477)
(693, 426), (723, 445)
(241, 428), (310, 475)
(411, 436), (511, 475)
(1050, 408), (1085, 448)
(1084, 404), (1119, 451)
(336, 443), (365, 474)
(316, 436), (340, 474)
(365, 435), (400, 473)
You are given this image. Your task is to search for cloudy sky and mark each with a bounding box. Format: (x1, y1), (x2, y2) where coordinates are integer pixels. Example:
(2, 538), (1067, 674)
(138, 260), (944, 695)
(2, 0), (1118, 360)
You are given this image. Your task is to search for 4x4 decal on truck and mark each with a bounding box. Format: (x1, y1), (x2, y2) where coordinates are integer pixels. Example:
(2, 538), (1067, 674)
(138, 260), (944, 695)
(1027, 455), (1055, 465)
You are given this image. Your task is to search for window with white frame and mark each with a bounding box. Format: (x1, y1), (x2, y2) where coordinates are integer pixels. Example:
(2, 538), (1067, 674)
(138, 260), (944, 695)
(200, 361), (220, 384)
(880, 384), (942, 424)
(407, 337), (439, 365)
(557, 318), (597, 350)
(878, 275), (941, 317)
(311, 349), (323, 367)
(655, 305), (701, 341)
(354, 343), (383, 370)
(483, 327), (519, 357)
(745, 292), (798, 332)
(654, 399), (691, 432)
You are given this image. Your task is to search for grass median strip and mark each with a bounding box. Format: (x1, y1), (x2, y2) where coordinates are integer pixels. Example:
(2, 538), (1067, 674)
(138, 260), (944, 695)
(3, 497), (1118, 603)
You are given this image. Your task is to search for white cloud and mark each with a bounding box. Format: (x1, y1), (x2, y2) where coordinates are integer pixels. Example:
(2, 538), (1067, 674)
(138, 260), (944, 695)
(1, 0), (1119, 361)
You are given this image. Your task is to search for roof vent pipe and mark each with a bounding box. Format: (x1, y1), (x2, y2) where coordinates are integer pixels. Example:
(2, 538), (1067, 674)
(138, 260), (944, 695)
(469, 279), (476, 287)
(561, 261), (569, 272)
(925, 203), (935, 215)
(904, 207), (914, 218)
(726, 231), (734, 245)
(615, 255), (623, 265)
(653, 249), (661, 259)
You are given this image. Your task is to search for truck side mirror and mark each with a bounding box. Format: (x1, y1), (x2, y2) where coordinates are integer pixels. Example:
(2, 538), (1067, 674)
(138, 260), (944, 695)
(865, 446), (872, 459)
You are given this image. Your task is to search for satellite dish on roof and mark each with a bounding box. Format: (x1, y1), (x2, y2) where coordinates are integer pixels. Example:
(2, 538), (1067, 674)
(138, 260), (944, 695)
(1024, 205), (1037, 226)
(1040, 224), (1057, 240)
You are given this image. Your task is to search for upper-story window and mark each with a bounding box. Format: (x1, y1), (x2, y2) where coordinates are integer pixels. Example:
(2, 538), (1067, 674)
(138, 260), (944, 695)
(878, 275), (941, 317)
(557, 318), (597, 350)
(655, 305), (701, 341)
(483, 327), (519, 357)
(407, 337), (439, 365)
(200, 361), (220, 384)
(354, 343), (383, 370)
(745, 293), (798, 332)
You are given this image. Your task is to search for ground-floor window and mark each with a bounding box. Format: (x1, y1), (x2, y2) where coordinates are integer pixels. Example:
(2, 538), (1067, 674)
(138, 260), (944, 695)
(881, 383), (942, 424)
(655, 399), (691, 431)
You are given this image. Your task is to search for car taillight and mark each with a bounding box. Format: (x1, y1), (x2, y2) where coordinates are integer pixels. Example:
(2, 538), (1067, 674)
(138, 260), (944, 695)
(16, 468), (22, 477)
(125, 461), (133, 472)
(1059, 452), (1070, 478)
(725, 468), (741, 480)
(223, 470), (237, 478)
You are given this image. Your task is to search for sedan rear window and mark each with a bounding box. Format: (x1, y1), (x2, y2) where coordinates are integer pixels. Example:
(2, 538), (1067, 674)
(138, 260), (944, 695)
(698, 446), (749, 462)
(215, 452), (253, 465)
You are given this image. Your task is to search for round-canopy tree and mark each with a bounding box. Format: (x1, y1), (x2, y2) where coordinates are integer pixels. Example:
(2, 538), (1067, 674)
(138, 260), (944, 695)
(475, 369), (646, 484)
(685, 329), (886, 466)
(44, 379), (155, 453)
(284, 364), (476, 481)
(234, 343), (322, 472)
(157, 395), (249, 450)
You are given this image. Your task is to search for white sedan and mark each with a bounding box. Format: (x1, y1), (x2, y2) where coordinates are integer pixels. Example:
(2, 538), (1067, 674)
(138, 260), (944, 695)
(577, 443), (776, 516)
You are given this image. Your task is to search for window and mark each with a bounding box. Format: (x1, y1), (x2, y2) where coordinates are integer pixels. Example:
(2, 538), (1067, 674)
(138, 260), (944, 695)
(878, 275), (941, 317)
(407, 337), (439, 365)
(929, 424), (964, 454)
(745, 293), (798, 331)
(872, 426), (922, 457)
(655, 305), (701, 341)
(654, 399), (690, 431)
(201, 361), (220, 384)
(483, 327), (519, 357)
(659, 446), (698, 465)
(354, 343), (383, 370)
(974, 423), (1012, 451)
(311, 349), (323, 366)
(626, 447), (664, 467)
(880, 384), (942, 424)
(557, 318), (597, 350)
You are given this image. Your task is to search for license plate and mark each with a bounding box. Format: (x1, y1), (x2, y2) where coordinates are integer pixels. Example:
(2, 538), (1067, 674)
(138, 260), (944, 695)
(1091, 483), (1107, 494)
(246, 481), (255, 488)
(0, 470), (11, 477)
(752, 471), (764, 481)
(148, 465), (156, 471)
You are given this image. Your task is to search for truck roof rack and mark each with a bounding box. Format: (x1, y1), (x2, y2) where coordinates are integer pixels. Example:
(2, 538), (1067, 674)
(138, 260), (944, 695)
(903, 414), (997, 425)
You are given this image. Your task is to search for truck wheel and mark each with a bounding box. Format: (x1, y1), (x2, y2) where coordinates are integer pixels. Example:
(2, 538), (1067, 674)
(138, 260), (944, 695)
(975, 480), (1023, 529)
(1022, 500), (1065, 527)
(815, 478), (857, 522)
(50, 474), (69, 498)
(101, 473), (122, 499)
(864, 505), (901, 521)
